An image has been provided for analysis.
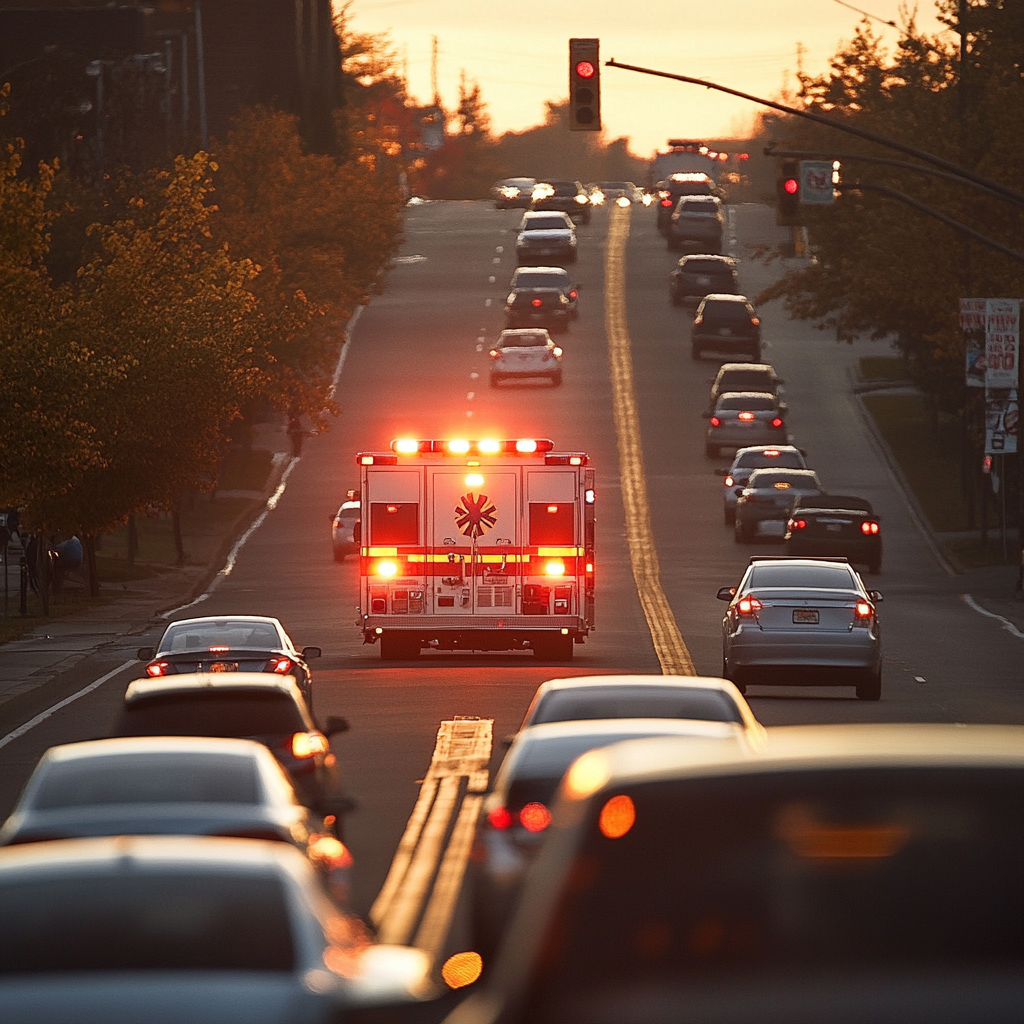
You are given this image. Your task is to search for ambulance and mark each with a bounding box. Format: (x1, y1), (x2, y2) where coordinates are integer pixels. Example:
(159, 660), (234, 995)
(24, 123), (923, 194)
(355, 438), (595, 660)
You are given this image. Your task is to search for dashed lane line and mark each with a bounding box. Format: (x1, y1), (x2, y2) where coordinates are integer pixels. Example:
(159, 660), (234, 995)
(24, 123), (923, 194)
(604, 204), (696, 675)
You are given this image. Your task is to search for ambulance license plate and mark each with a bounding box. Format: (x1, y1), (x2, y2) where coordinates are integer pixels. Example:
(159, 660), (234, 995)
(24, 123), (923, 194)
(792, 609), (819, 624)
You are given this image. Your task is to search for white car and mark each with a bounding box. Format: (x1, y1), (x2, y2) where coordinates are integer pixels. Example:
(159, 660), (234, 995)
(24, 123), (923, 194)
(332, 500), (360, 561)
(489, 329), (563, 386)
(515, 211), (577, 265)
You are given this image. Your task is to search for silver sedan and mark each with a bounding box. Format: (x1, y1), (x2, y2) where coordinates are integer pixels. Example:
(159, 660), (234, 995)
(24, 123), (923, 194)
(718, 556), (883, 699)
(704, 392), (788, 458)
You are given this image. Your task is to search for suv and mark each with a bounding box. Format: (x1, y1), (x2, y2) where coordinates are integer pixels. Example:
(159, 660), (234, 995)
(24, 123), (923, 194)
(670, 254), (738, 306)
(531, 179), (591, 224)
(515, 212), (577, 265)
(691, 294), (761, 361)
(655, 173), (718, 232)
(667, 195), (724, 252)
(708, 362), (783, 408)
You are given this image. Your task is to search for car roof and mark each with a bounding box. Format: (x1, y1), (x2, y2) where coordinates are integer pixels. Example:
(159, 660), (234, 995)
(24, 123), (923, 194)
(516, 718), (742, 746)
(162, 615), (283, 630)
(702, 292), (749, 303)
(563, 724), (1024, 799)
(535, 674), (740, 696)
(123, 672), (303, 705)
(499, 328), (552, 339)
(678, 254), (735, 266)
(717, 390), (777, 401)
(733, 444), (802, 458)
(717, 362), (774, 374)
(513, 266), (569, 276)
(523, 210), (570, 219)
(41, 735), (271, 764)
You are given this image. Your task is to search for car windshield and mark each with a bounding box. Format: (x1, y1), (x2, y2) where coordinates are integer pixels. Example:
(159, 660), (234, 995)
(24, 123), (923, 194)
(115, 692), (306, 738)
(524, 216), (569, 231)
(531, 687), (742, 726)
(746, 471), (818, 490)
(523, 769), (1024, 1019)
(541, 181), (578, 195)
(736, 451), (804, 470)
(515, 272), (568, 288)
(679, 199), (718, 214)
(748, 563), (856, 590)
(0, 873), (295, 973)
(701, 301), (751, 321)
(717, 395), (776, 411)
(683, 260), (731, 274)
(31, 754), (260, 809)
(159, 621), (282, 654)
(500, 333), (548, 348)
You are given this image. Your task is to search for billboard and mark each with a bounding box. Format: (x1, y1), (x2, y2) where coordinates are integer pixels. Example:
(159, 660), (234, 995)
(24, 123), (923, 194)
(960, 298), (986, 388)
(984, 298), (1019, 390)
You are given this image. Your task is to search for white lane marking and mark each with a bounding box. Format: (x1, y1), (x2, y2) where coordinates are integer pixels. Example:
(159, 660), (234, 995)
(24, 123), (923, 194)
(470, 372), (479, 379)
(961, 594), (1024, 639)
(326, 305), (362, 401)
(467, 392), (475, 400)
(488, 276), (496, 283)
(0, 660), (136, 750)
(495, 246), (503, 253)
(475, 344), (483, 352)
(492, 258), (501, 264)
(914, 676), (927, 683)
(477, 336), (486, 343)
(484, 299), (492, 307)
(393, 254), (427, 264)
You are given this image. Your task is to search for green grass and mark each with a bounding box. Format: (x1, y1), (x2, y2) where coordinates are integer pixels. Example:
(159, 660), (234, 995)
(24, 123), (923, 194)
(859, 356), (909, 382)
(861, 392), (971, 533)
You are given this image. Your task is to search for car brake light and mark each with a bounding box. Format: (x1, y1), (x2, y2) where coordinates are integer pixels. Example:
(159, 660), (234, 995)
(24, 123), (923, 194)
(861, 521), (880, 535)
(489, 349), (500, 358)
(308, 834), (354, 870)
(532, 298), (543, 307)
(771, 417), (784, 428)
(763, 449), (780, 456)
(854, 601), (873, 623)
(208, 646), (230, 652)
(569, 289), (577, 299)
(487, 806), (513, 830)
(789, 518), (807, 530)
(291, 731), (329, 759)
(660, 198), (672, 207)
(738, 411), (755, 421)
(724, 475), (734, 487)
(737, 596), (762, 616)
(750, 317), (760, 325)
(267, 656), (294, 674)
(145, 661), (171, 677)
(709, 416), (721, 427)
(519, 802), (552, 832)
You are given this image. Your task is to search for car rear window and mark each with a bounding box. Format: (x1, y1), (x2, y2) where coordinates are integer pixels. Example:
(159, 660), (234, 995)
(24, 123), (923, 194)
(736, 451), (805, 470)
(515, 271), (568, 288)
(701, 301), (751, 321)
(524, 216), (569, 231)
(524, 768), (1024, 1013)
(115, 692), (306, 739)
(531, 687), (742, 726)
(748, 563), (856, 589)
(683, 260), (731, 274)
(160, 621), (281, 654)
(717, 395), (776, 411)
(747, 471), (817, 488)
(31, 754), (259, 809)
(500, 333), (548, 348)
(717, 371), (773, 391)
(0, 873), (295, 973)
(679, 199), (718, 214)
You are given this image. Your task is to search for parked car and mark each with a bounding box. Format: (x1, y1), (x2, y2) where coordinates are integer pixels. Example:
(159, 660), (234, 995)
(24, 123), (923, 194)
(691, 294), (761, 361)
(787, 494), (883, 573)
(717, 444), (809, 525)
(530, 179), (591, 223)
(489, 329), (563, 386)
(705, 392), (788, 459)
(734, 468), (823, 542)
(112, 672), (349, 816)
(332, 498), (360, 561)
(718, 556), (882, 698)
(446, 723), (1024, 1024)
(492, 177), (536, 209)
(0, 835), (431, 1024)
(670, 254), (739, 305)
(515, 211), (577, 265)
(667, 195), (724, 252)
(137, 615), (321, 710)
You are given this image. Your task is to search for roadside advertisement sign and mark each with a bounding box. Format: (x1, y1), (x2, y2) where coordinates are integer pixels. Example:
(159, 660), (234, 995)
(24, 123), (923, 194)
(984, 298), (1019, 390)
(960, 298), (986, 388)
(985, 388), (1018, 455)
(800, 161), (835, 205)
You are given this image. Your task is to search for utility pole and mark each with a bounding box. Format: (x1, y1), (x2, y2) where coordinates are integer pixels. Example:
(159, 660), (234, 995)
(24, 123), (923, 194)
(431, 35), (440, 108)
(194, 0), (209, 150)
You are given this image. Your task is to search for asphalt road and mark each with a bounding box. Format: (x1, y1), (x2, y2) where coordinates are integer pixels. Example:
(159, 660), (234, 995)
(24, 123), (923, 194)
(1, 199), (1022, 931)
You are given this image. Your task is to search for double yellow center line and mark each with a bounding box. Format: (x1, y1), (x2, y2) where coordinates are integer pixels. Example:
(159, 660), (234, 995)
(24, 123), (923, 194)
(605, 206), (695, 675)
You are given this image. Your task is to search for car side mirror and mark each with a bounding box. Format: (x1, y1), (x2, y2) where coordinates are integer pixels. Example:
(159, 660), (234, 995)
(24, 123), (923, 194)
(502, 733), (517, 748)
(301, 646), (322, 660)
(776, 378), (786, 385)
(137, 647), (154, 661)
(778, 403), (789, 414)
(323, 715), (350, 736)
(869, 591), (884, 602)
(717, 587), (736, 601)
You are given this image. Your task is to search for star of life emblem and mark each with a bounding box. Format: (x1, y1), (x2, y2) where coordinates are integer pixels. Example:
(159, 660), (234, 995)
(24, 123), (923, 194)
(455, 492), (497, 538)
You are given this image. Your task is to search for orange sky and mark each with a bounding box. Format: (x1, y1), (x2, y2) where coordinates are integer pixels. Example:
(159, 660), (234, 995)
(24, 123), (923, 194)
(345, 0), (951, 156)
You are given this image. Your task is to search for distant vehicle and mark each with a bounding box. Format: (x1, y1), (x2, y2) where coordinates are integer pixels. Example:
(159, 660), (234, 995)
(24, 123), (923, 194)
(332, 498), (360, 561)
(530, 179), (591, 224)
(490, 329), (563, 386)
(717, 444), (808, 525)
(112, 672), (349, 816)
(708, 362), (783, 408)
(505, 267), (578, 331)
(588, 181), (641, 207)
(515, 211), (577, 265)
(670, 254), (738, 306)
(734, 468), (823, 543)
(136, 615), (321, 709)
(469, 717), (746, 958)
(668, 195), (724, 252)
(492, 177), (536, 209)
(446, 723), (1024, 1024)
(655, 172), (718, 232)
(787, 494), (883, 573)
(704, 392), (789, 459)
(0, 835), (430, 1024)
(691, 294), (761, 361)
(650, 139), (717, 185)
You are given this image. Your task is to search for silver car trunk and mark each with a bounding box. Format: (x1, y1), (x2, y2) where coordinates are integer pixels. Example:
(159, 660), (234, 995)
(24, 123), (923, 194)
(747, 588), (861, 632)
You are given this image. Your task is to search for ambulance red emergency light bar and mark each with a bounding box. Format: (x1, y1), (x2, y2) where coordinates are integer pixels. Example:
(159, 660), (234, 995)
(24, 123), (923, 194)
(353, 438), (595, 661)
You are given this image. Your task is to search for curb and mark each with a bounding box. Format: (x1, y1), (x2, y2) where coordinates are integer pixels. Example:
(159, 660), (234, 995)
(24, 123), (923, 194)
(852, 390), (959, 578)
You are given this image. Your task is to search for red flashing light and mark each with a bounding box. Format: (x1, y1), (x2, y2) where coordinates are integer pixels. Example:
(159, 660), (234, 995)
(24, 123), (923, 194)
(771, 417), (784, 428)
(487, 806), (513, 830)
(575, 60), (596, 79)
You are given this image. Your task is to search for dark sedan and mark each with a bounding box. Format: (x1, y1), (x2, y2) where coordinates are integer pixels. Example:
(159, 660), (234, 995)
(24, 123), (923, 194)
(670, 254), (738, 306)
(138, 615), (320, 711)
(691, 294), (761, 361)
(530, 179), (591, 224)
(787, 494), (883, 573)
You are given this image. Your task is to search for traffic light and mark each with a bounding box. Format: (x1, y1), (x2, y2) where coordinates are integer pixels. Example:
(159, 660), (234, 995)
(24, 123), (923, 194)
(776, 158), (801, 226)
(569, 38), (601, 132)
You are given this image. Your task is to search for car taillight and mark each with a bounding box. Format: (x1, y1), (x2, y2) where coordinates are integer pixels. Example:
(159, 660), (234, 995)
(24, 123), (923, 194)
(569, 289), (577, 299)
(738, 411), (755, 421)
(771, 417), (784, 428)
(267, 656), (294, 675)
(660, 198), (672, 207)
(789, 518), (807, 530)
(308, 834), (354, 871)
(737, 596), (762, 616)
(854, 601), (874, 624)
(489, 349), (500, 359)
(693, 316), (702, 325)
(724, 475), (734, 487)
(861, 521), (880, 535)
(709, 416), (721, 427)
(145, 661), (171, 677)
(532, 298), (543, 307)
(750, 316), (760, 325)
(519, 802), (552, 833)
(487, 806), (513, 830)
(291, 731), (329, 759)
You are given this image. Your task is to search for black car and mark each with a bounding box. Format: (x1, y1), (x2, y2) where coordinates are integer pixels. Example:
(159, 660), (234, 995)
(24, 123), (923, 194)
(670, 254), (739, 306)
(654, 172), (718, 232)
(691, 294), (761, 361)
(137, 615), (320, 711)
(112, 672), (350, 819)
(531, 179), (591, 224)
(507, 267), (578, 315)
(786, 494), (883, 573)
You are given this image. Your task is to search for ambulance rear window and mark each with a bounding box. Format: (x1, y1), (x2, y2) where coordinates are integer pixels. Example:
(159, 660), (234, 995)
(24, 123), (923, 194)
(529, 503), (575, 545)
(370, 503), (418, 544)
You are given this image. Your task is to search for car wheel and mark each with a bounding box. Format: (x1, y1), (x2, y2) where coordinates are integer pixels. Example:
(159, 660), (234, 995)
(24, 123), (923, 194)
(724, 507), (735, 526)
(856, 668), (882, 701)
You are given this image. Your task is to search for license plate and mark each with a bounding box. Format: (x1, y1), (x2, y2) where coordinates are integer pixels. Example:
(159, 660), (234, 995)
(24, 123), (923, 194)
(696, 275), (711, 285)
(826, 523), (842, 532)
(793, 609), (819, 624)
(759, 520), (786, 536)
(208, 661), (238, 672)
(719, 327), (732, 336)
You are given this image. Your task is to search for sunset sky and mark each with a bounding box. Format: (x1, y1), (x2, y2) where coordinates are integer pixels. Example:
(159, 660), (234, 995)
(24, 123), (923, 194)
(345, 0), (950, 156)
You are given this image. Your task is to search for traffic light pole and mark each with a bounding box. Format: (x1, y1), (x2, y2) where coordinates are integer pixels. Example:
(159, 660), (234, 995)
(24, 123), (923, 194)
(604, 59), (1024, 212)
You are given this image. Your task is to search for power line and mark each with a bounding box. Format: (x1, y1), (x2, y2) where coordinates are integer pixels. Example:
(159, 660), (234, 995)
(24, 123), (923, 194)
(831, 0), (896, 28)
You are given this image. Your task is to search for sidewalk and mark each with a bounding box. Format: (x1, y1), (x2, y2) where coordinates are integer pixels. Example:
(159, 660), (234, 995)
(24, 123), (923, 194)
(0, 425), (294, 728)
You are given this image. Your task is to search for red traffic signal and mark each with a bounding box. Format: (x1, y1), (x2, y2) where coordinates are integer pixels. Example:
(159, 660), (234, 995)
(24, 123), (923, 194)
(783, 178), (799, 195)
(776, 158), (802, 226)
(575, 60), (596, 79)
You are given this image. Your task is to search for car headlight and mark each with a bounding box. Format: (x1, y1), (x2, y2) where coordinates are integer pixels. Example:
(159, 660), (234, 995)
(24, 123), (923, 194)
(575, 194), (589, 204)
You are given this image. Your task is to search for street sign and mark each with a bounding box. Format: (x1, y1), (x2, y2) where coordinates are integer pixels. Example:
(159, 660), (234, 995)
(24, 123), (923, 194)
(985, 388), (1018, 455)
(961, 298), (986, 388)
(800, 160), (834, 205)
(985, 298), (1019, 390)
